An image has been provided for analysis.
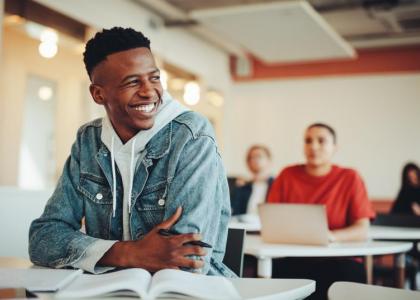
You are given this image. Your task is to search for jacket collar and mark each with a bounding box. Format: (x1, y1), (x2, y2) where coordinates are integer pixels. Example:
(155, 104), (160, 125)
(143, 121), (172, 159)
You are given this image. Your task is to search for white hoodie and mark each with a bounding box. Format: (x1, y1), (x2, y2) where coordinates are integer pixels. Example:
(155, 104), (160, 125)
(73, 91), (188, 273)
(101, 91), (188, 241)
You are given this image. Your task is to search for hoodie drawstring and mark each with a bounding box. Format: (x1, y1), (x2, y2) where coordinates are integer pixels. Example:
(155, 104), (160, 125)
(110, 135), (137, 218)
(128, 137), (136, 214)
(111, 135), (117, 218)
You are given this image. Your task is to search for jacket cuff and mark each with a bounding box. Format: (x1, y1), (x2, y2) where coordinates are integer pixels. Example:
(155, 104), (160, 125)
(71, 239), (117, 274)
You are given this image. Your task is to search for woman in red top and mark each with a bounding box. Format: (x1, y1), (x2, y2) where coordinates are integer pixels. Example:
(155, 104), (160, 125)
(268, 123), (375, 300)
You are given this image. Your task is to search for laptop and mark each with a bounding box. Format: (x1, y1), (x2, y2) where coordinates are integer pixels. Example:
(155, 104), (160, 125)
(258, 203), (329, 245)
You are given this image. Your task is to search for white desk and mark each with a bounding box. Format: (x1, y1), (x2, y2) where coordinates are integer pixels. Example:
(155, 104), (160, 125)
(370, 225), (420, 241)
(231, 278), (315, 300)
(0, 258), (315, 300)
(244, 235), (413, 288)
(229, 220), (261, 232)
(328, 281), (420, 300)
(230, 223), (420, 241)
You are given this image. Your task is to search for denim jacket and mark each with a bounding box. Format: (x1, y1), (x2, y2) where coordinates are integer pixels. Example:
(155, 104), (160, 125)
(29, 111), (235, 277)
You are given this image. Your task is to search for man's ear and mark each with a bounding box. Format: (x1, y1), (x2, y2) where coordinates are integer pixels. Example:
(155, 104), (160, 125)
(89, 84), (105, 105)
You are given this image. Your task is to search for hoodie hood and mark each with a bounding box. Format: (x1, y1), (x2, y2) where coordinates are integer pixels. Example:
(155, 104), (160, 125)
(101, 91), (189, 219)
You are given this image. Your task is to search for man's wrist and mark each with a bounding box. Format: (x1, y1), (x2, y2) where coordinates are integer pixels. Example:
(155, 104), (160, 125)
(99, 241), (134, 267)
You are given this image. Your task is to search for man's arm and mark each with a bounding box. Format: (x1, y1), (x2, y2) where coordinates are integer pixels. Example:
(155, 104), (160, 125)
(98, 207), (206, 272)
(329, 218), (370, 242)
(30, 131), (206, 273)
(101, 132), (230, 274)
(163, 133), (232, 275)
(29, 137), (100, 269)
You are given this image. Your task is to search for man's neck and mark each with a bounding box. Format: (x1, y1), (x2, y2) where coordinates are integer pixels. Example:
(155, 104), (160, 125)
(108, 118), (137, 144)
(305, 163), (332, 177)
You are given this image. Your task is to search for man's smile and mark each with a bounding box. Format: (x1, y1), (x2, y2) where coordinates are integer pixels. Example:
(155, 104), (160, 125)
(128, 101), (159, 115)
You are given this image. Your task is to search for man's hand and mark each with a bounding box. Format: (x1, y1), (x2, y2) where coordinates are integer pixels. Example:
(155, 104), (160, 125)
(327, 230), (337, 243)
(411, 202), (420, 216)
(99, 207), (206, 272)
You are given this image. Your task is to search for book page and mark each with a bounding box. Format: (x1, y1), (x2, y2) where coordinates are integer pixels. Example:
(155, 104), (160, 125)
(149, 269), (241, 300)
(56, 268), (151, 298)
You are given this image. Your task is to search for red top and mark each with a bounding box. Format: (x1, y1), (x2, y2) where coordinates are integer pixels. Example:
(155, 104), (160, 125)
(267, 165), (375, 230)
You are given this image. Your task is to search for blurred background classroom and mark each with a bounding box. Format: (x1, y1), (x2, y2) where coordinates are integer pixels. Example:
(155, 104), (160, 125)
(0, 0), (419, 296)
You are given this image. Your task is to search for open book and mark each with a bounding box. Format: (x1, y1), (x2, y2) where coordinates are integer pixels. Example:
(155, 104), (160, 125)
(56, 268), (241, 300)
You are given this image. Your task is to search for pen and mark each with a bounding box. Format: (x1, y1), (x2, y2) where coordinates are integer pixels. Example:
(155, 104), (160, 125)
(158, 229), (212, 248)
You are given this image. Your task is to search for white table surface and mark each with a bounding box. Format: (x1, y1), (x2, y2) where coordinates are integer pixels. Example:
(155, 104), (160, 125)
(328, 281), (420, 300)
(232, 278), (315, 300)
(229, 221), (420, 241)
(229, 220), (261, 232)
(244, 235), (413, 280)
(369, 225), (420, 241)
(245, 235), (413, 258)
(0, 258), (315, 300)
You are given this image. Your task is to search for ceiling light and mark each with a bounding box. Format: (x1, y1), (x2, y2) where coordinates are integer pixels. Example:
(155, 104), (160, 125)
(25, 23), (43, 41)
(183, 81), (200, 106)
(38, 41), (58, 58)
(40, 29), (58, 43)
(38, 86), (53, 101)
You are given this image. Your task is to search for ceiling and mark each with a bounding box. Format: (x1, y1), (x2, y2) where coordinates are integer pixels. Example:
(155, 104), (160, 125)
(134, 0), (420, 63)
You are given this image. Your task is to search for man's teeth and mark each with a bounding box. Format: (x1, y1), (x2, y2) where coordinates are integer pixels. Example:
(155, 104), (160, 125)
(134, 103), (155, 113)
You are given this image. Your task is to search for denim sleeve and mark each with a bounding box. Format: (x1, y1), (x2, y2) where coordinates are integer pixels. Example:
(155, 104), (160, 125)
(164, 134), (235, 277)
(29, 133), (110, 270)
(72, 240), (117, 274)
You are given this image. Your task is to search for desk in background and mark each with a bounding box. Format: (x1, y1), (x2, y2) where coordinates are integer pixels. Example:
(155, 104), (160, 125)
(244, 235), (412, 289)
(369, 225), (420, 288)
(370, 225), (420, 242)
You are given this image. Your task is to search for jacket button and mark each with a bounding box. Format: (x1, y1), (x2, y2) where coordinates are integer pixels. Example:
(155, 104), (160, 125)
(158, 199), (165, 206)
(96, 193), (103, 200)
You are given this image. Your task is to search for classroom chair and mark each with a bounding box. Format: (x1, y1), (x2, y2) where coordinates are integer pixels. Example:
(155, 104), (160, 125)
(373, 213), (420, 228)
(372, 213), (420, 289)
(222, 228), (246, 277)
(328, 281), (420, 300)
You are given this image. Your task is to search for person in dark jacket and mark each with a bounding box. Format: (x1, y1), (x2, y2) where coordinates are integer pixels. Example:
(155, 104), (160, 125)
(391, 162), (420, 215)
(231, 145), (273, 216)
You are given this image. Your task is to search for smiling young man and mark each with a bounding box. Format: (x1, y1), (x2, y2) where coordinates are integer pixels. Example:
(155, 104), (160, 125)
(267, 123), (375, 300)
(29, 27), (234, 277)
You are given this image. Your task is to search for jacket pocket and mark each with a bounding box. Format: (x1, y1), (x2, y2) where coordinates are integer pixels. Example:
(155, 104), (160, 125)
(78, 173), (113, 205)
(135, 180), (167, 233)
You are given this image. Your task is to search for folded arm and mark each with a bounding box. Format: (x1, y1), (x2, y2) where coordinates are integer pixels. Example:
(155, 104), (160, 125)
(329, 218), (370, 242)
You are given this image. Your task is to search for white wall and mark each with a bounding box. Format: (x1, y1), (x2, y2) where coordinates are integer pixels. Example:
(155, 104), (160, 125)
(0, 26), (87, 185)
(1, 0), (232, 185)
(35, 0), (232, 152)
(35, 0), (232, 93)
(224, 74), (420, 199)
(0, 187), (52, 258)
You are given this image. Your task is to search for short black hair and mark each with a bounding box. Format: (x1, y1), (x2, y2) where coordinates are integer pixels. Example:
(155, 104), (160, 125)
(83, 27), (151, 79)
(307, 123), (337, 144)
